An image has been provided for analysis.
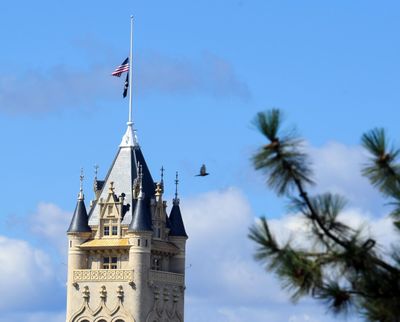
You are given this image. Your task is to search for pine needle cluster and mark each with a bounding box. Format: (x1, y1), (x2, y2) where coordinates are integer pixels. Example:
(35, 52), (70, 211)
(249, 109), (400, 321)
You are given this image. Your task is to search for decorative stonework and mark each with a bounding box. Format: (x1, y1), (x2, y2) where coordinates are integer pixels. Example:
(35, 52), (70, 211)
(71, 285), (135, 322)
(99, 285), (107, 301)
(73, 269), (134, 283)
(145, 285), (183, 322)
(149, 270), (184, 286)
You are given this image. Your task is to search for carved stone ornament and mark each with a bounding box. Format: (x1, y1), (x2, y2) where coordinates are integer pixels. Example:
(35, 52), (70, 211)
(117, 285), (124, 300)
(99, 285), (107, 300)
(82, 286), (90, 300)
(70, 285), (135, 322)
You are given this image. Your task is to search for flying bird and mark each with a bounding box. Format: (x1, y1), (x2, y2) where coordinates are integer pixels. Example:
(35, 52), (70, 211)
(196, 164), (209, 177)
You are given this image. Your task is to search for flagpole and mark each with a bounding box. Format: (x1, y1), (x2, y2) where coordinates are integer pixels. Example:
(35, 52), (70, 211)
(128, 15), (134, 125)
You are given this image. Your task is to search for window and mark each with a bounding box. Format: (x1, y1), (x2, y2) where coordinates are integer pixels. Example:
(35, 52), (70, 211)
(115, 320), (125, 322)
(103, 226), (110, 236)
(69, 241), (72, 248)
(112, 225), (118, 235)
(137, 239), (141, 246)
(103, 256), (117, 269)
(157, 228), (161, 238)
(145, 239), (148, 247)
(103, 219), (118, 237)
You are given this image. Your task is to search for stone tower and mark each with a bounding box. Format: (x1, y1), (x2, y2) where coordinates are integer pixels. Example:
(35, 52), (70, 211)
(65, 123), (188, 322)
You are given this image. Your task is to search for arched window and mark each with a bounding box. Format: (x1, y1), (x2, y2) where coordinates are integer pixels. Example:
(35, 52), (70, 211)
(115, 320), (125, 322)
(81, 320), (90, 322)
(98, 320), (107, 322)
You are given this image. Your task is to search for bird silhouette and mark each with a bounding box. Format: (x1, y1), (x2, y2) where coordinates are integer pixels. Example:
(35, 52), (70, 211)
(196, 164), (209, 177)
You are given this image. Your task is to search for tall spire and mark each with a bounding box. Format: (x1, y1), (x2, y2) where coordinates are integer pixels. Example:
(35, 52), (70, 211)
(120, 15), (138, 148)
(94, 164), (99, 180)
(160, 166), (165, 183)
(160, 166), (165, 192)
(78, 168), (84, 200)
(169, 171), (187, 237)
(174, 171), (179, 203)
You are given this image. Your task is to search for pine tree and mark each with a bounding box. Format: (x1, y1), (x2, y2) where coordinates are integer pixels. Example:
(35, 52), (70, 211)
(249, 109), (400, 321)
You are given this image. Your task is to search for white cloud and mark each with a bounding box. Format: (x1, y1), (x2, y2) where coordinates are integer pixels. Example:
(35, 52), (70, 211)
(181, 187), (358, 322)
(0, 51), (250, 115)
(267, 206), (398, 255)
(183, 188), (284, 304)
(0, 235), (63, 312)
(0, 64), (117, 114)
(137, 51), (251, 100)
(310, 141), (386, 214)
(30, 202), (71, 255)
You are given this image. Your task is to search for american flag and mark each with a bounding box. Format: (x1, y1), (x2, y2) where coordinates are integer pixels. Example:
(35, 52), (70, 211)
(112, 57), (129, 77)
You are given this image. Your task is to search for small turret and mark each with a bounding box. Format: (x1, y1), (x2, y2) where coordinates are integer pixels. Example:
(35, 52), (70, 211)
(67, 169), (91, 233)
(66, 170), (92, 318)
(128, 164), (152, 232)
(169, 172), (187, 237)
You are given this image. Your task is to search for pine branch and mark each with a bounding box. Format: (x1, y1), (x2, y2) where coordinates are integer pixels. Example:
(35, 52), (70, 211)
(250, 109), (400, 319)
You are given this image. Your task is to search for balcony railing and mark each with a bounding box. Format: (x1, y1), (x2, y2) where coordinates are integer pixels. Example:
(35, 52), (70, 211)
(149, 270), (184, 286)
(73, 269), (134, 283)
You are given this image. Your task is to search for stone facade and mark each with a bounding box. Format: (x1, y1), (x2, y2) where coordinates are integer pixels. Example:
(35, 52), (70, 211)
(66, 127), (188, 322)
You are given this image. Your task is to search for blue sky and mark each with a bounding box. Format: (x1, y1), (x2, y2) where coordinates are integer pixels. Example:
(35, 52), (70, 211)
(0, 1), (399, 321)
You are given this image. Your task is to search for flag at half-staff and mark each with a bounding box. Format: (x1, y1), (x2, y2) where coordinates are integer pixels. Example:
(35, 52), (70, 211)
(112, 57), (130, 97)
(123, 73), (129, 98)
(112, 57), (129, 77)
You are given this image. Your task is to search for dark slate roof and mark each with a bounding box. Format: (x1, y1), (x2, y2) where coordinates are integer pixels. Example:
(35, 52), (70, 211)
(128, 191), (153, 232)
(166, 212), (171, 230)
(88, 145), (156, 227)
(67, 197), (92, 233)
(131, 146), (156, 205)
(169, 199), (187, 237)
(94, 179), (105, 192)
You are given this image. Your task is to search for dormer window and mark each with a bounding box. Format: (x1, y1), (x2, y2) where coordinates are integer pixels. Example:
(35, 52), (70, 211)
(112, 226), (118, 235)
(102, 219), (119, 237)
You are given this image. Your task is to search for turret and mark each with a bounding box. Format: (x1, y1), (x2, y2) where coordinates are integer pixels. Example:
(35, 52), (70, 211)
(128, 189), (152, 235)
(66, 170), (92, 318)
(168, 172), (188, 274)
(127, 164), (153, 321)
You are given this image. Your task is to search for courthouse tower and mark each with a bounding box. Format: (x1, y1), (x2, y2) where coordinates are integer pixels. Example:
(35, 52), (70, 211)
(65, 18), (188, 322)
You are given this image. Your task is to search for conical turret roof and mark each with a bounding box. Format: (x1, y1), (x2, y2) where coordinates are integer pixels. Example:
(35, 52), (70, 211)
(67, 192), (91, 233)
(128, 189), (152, 232)
(169, 198), (187, 237)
